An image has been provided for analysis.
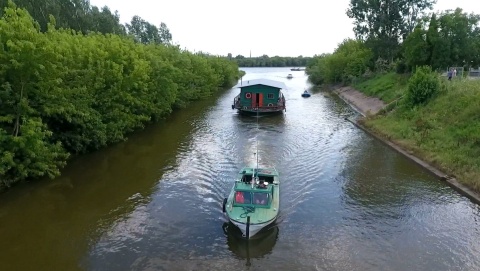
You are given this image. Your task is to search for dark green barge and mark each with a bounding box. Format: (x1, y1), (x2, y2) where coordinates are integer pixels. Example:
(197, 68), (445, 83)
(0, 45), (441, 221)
(231, 79), (287, 114)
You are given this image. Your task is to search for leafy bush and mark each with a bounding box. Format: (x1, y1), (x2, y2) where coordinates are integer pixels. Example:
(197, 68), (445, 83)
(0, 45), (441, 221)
(405, 66), (439, 107)
(306, 39), (372, 85)
(306, 54), (329, 85)
(395, 60), (408, 74)
(374, 58), (390, 74)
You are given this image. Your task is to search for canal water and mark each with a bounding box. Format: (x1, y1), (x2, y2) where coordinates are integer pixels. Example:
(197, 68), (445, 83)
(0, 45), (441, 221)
(1, 67), (479, 271)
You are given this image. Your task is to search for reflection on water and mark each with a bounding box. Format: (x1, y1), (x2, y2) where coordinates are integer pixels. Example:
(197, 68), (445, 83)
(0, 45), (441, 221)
(222, 222), (279, 260)
(0, 68), (480, 271)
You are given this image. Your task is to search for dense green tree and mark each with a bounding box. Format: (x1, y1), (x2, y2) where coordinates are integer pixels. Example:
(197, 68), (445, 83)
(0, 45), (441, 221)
(42, 27), (109, 153)
(305, 54), (330, 85)
(402, 8), (480, 71)
(142, 44), (178, 120)
(403, 0), (437, 35)
(403, 24), (429, 70)
(158, 22), (172, 44)
(0, 2), (46, 137)
(1, 0), (127, 35)
(0, 118), (68, 187)
(472, 37), (480, 68)
(90, 6), (126, 35)
(437, 8), (480, 68)
(306, 39), (372, 84)
(425, 13), (438, 49)
(0, 4), (240, 189)
(336, 39), (373, 80)
(347, 0), (435, 61)
(0, 3), (69, 186)
(207, 56), (240, 88)
(126, 15), (172, 45)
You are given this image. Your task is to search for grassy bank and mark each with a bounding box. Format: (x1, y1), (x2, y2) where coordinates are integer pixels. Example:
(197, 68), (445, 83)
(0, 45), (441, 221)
(355, 73), (480, 192)
(354, 73), (409, 103)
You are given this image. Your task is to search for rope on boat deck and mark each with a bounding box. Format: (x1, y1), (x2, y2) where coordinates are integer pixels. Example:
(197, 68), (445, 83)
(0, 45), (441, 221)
(240, 206), (255, 218)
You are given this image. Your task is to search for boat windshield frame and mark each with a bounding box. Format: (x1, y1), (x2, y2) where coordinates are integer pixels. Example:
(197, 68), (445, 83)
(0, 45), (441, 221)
(232, 187), (273, 208)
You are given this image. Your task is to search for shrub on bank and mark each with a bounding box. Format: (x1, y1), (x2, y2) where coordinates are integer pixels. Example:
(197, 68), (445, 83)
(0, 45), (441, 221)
(405, 66), (440, 107)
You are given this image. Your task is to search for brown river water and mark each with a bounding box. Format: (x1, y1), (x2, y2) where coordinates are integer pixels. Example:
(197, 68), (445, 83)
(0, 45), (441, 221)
(1, 67), (479, 271)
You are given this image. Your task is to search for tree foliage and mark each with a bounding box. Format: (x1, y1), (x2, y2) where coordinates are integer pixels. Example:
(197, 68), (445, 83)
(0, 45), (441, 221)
(233, 55), (311, 67)
(307, 5), (480, 85)
(347, 0), (435, 60)
(403, 23), (429, 69)
(404, 8), (480, 71)
(305, 39), (372, 84)
(0, 0), (126, 34)
(0, 3), (240, 189)
(0, 0), (175, 43)
(126, 15), (172, 44)
(437, 9), (480, 68)
(306, 54), (330, 85)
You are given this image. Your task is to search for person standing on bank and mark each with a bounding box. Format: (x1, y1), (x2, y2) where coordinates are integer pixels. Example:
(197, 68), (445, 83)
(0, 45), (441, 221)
(448, 69), (453, 81)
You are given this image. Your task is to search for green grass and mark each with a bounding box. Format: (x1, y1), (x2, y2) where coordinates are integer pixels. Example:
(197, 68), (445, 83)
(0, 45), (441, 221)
(361, 78), (480, 192)
(354, 72), (409, 103)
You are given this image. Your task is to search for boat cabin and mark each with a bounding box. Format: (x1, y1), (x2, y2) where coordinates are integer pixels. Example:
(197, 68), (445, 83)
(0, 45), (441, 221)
(233, 185), (272, 207)
(232, 79), (286, 113)
(232, 168), (276, 208)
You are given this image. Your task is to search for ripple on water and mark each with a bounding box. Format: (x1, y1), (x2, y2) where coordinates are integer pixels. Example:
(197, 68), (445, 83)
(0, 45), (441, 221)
(80, 68), (480, 271)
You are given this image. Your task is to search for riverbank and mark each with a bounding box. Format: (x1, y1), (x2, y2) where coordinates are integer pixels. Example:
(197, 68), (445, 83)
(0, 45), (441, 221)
(333, 86), (386, 116)
(333, 85), (480, 205)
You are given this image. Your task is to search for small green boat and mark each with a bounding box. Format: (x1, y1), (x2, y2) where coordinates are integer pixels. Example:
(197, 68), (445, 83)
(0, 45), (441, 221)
(223, 166), (280, 238)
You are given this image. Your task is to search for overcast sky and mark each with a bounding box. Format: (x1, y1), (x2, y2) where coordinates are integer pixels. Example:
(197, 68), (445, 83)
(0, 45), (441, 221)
(88, 0), (480, 57)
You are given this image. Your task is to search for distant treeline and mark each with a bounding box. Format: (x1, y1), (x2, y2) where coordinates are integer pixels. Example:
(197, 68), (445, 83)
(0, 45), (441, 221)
(228, 54), (312, 67)
(0, 3), (241, 189)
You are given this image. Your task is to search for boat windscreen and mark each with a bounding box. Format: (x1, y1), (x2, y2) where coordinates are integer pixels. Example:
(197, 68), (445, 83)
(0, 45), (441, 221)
(259, 176), (274, 183)
(235, 191), (252, 204)
(242, 175), (253, 183)
(253, 192), (269, 205)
